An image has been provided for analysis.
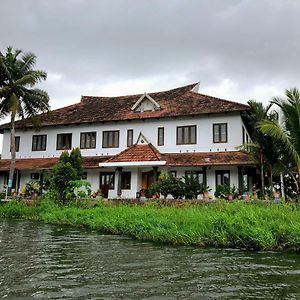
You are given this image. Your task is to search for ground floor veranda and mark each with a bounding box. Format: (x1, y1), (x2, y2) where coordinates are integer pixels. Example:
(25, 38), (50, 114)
(0, 164), (257, 199)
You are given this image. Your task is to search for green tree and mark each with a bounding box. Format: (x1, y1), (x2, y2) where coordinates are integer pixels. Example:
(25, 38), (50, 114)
(259, 88), (300, 190)
(0, 47), (49, 191)
(242, 100), (279, 196)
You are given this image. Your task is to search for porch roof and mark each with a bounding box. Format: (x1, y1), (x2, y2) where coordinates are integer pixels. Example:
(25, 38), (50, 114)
(0, 156), (111, 171)
(162, 151), (256, 167)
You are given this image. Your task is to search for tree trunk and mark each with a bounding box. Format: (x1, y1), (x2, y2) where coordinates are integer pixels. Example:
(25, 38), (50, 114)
(269, 164), (273, 193)
(8, 113), (16, 193)
(260, 150), (265, 197)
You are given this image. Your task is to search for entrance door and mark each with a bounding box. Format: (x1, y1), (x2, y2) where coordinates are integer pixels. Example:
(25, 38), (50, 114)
(100, 172), (115, 198)
(141, 171), (154, 190)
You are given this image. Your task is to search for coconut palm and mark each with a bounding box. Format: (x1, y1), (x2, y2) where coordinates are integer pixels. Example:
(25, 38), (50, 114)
(242, 100), (279, 196)
(0, 47), (49, 191)
(259, 88), (300, 188)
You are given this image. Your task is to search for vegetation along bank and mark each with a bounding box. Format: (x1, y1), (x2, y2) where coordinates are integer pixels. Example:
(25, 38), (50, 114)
(1, 199), (300, 251)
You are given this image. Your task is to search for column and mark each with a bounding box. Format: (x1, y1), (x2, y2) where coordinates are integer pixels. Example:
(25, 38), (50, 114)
(153, 166), (158, 184)
(238, 166), (244, 195)
(116, 167), (123, 198)
(202, 167), (207, 186)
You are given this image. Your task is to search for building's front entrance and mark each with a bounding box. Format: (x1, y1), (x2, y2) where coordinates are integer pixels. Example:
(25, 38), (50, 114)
(141, 171), (154, 190)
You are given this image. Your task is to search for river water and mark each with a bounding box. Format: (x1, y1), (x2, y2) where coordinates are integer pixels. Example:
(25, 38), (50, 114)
(0, 220), (300, 299)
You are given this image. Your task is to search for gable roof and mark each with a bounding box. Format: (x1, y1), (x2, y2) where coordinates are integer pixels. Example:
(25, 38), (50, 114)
(131, 93), (161, 111)
(105, 143), (162, 163)
(0, 83), (249, 131)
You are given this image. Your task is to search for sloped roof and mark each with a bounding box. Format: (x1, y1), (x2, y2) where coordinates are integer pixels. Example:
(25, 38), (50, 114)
(0, 83), (249, 131)
(0, 151), (255, 171)
(0, 156), (111, 171)
(105, 143), (161, 162)
(162, 151), (255, 167)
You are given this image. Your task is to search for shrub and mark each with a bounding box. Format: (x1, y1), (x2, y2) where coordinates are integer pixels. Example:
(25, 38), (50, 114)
(69, 180), (91, 199)
(24, 180), (41, 198)
(214, 184), (237, 199)
(183, 175), (201, 199)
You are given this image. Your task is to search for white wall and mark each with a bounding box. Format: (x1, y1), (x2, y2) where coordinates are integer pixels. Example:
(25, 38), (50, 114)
(1, 112), (246, 159)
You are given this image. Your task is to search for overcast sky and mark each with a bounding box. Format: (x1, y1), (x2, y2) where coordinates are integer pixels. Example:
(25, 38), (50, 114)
(1, 0), (299, 111)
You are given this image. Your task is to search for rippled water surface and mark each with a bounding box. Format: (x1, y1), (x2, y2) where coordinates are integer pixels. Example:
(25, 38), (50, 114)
(1, 220), (300, 299)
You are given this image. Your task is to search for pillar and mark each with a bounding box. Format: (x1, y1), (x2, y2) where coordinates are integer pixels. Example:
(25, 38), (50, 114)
(116, 167), (123, 198)
(202, 167), (207, 187)
(238, 166), (244, 195)
(153, 166), (158, 184)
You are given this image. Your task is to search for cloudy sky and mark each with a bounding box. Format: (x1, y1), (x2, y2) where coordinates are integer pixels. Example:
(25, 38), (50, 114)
(1, 0), (299, 111)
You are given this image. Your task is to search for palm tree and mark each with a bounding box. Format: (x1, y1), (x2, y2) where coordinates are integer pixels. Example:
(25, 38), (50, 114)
(242, 100), (279, 196)
(0, 47), (50, 192)
(259, 88), (300, 189)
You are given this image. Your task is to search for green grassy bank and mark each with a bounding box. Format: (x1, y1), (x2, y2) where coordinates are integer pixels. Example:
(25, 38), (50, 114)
(1, 199), (300, 251)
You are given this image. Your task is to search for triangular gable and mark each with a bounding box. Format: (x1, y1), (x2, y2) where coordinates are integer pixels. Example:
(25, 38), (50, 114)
(131, 93), (161, 112)
(136, 132), (150, 145)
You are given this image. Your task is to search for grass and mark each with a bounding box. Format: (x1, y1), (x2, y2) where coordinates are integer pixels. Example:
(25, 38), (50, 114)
(1, 199), (300, 251)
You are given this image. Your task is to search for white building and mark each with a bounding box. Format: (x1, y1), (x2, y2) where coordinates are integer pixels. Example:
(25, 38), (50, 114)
(0, 83), (255, 198)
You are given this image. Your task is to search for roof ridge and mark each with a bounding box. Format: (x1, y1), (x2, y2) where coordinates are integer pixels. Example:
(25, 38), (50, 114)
(189, 91), (248, 108)
(81, 82), (198, 101)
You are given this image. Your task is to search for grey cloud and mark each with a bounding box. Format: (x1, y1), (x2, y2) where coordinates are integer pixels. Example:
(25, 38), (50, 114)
(0, 0), (299, 107)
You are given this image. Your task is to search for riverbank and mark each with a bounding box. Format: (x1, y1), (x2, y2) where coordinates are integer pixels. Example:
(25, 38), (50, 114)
(1, 199), (300, 251)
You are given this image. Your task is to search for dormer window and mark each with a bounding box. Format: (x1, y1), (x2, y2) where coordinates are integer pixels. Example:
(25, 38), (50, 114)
(131, 93), (160, 112)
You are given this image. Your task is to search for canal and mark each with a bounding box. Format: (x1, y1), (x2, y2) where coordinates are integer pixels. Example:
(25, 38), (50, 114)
(0, 220), (300, 299)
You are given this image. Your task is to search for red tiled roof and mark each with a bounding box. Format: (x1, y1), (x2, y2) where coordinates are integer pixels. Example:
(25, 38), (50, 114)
(162, 151), (256, 167)
(0, 151), (255, 171)
(106, 143), (162, 162)
(0, 156), (111, 171)
(0, 83), (249, 131)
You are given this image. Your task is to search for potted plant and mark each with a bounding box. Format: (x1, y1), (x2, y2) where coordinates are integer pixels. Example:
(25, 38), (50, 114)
(201, 185), (211, 200)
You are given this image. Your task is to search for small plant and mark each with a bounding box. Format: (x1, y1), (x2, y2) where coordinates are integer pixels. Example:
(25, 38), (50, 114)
(183, 175), (201, 199)
(69, 180), (91, 199)
(214, 184), (237, 199)
(24, 180), (40, 198)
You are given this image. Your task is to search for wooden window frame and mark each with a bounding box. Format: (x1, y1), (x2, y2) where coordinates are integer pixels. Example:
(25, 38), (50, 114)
(56, 133), (72, 150)
(121, 171), (131, 190)
(213, 123), (228, 143)
(215, 170), (230, 186)
(127, 129), (133, 147)
(10, 136), (20, 153)
(157, 127), (164, 146)
(176, 125), (197, 145)
(100, 172), (115, 190)
(185, 170), (204, 184)
(32, 134), (47, 151)
(102, 130), (120, 148)
(80, 132), (96, 149)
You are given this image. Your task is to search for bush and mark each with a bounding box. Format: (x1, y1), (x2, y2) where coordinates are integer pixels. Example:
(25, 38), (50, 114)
(214, 184), (237, 199)
(50, 148), (84, 204)
(69, 180), (91, 199)
(183, 175), (201, 199)
(24, 180), (41, 198)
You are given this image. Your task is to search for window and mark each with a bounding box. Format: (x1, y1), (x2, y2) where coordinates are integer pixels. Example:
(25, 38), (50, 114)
(216, 170), (230, 186)
(80, 132), (96, 149)
(121, 172), (131, 189)
(158, 127), (164, 146)
(10, 136), (20, 152)
(82, 172), (87, 180)
(213, 123), (227, 143)
(100, 172), (115, 189)
(243, 174), (249, 192)
(57, 133), (72, 150)
(30, 173), (40, 180)
(185, 171), (204, 185)
(102, 130), (119, 148)
(32, 135), (47, 151)
(177, 125), (196, 145)
(127, 129), (133, 147)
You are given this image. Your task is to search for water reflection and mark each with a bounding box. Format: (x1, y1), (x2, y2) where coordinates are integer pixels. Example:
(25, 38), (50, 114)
(0, 219), (299, 299)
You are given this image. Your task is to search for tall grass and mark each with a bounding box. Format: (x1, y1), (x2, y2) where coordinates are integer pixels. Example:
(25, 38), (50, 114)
(1, 200), (300, 251)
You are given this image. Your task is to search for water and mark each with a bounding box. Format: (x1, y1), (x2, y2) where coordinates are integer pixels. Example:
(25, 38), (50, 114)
(0, 220), (300, 299)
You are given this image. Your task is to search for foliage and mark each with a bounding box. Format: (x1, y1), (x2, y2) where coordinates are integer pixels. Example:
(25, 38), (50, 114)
(182, 175), (201, 199)
(24, 180), (40, 197)
(69, 180), (91, 199)
(0, 47), (49, 189)
(50, 148), (84, 203)
(214, 184), (237, 199)
(259, 88), (300, 191)
(2, 199), (300, 251)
